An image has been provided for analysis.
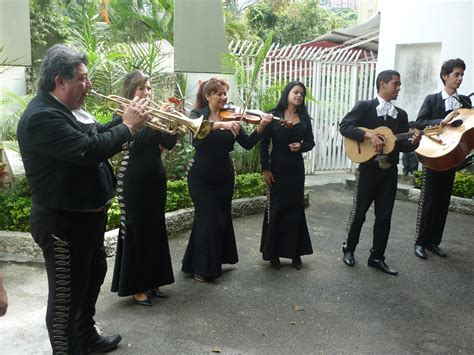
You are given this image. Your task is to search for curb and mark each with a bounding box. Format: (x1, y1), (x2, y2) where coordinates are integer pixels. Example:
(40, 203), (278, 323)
(0, 196), (267, 262)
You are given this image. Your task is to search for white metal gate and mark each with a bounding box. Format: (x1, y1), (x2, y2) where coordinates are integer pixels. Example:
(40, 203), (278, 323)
(229, 41), (377, 172)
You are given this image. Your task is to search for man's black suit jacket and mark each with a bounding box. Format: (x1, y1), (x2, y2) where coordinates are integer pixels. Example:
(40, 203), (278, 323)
(415, 92), (472, 128)
(17, 90), (133, 210)
(339, 98), (416, 165)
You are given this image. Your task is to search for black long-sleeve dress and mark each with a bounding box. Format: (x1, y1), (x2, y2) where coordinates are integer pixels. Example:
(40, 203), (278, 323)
(260, 111), (315, 260)
(111, 122), (177, 296)
(181, 107), (262, 279)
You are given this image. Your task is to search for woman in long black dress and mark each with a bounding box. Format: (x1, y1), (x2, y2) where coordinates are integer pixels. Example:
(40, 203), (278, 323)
(260, 81), (315, 270)
(182, 78), (272, 282)
(111, 71), (177, 305)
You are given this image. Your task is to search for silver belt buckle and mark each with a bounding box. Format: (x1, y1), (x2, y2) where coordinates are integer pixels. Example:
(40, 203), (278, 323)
(375, 154), (391, 169)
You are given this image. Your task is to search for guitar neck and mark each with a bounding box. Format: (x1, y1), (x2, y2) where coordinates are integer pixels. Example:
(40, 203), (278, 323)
(395, 129), (428, 141)
(395, 132), (416, 141)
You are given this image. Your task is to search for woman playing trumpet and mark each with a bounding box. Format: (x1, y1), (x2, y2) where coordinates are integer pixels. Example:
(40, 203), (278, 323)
(181, 78), (272, 282)
(111, 71), (177, 306)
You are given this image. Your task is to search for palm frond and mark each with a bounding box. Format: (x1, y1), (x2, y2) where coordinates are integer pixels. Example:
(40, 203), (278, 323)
(0, 90), (33, 140)
(2, 140), (19, 153)
(225, 20), (246, 41)
(108, 0), (174, 43)
(247, 31), (273, 98)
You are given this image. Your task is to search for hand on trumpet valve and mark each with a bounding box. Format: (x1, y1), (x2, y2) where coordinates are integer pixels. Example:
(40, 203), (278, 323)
(160, 102), (174, 113)
(122, 96), (150, 133)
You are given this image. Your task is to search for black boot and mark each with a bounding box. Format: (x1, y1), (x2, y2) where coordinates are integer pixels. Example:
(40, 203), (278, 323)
(292, 256), (302, 270)
(83, 333), (122, 353)
(343, 251), (355, 266)
(270, 257), (281, 270)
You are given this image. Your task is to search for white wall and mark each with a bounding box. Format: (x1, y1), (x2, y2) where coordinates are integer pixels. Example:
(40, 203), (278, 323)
(0, 0), (31, 66)
(0, 0), (31, 100)
(377, 0), (473, 119)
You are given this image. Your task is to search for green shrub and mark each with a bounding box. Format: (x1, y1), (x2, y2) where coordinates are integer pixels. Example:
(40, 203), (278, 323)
(6, 197), (31, 232)
(0, 173), (266, 232)
(0, 194), (13, 229)
(233, 172), (266, 199)
(414, 169), (473, 198)
(414, 170), (423, 188)
(93, 110), (114, 125)
(166, 179), (192, 212)
(452, 170), (474, 198)
(106, 197), (121, 231)
(162, 137), (195, 181)
(0, 177), (31, 231)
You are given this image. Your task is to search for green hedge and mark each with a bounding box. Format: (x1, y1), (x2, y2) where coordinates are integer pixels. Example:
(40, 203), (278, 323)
(0, 173), (266, 232)
(233, 172), (266, 199)
(414, 169), (474, 198)
(0, 178), (31, 232)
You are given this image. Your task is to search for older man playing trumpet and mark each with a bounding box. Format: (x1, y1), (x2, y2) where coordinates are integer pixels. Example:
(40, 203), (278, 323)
(17, 44), (149, 354)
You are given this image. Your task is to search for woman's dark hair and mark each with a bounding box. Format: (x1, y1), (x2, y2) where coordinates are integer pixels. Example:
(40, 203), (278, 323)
(440, 58), (466, 84)
(272, 81), (311, 121)
(120, 70), (150, 100)
(195, 78), (229, 109)
(38, 44), (88, 92)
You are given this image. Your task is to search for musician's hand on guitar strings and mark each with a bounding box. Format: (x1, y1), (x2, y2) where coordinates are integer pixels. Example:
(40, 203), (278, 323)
(411, 130), (421, 145)
(365, 131), (385, 153)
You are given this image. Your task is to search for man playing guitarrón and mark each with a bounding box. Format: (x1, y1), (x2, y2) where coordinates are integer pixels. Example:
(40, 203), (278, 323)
(339, 70), (420, 275)
(414, 58), (472, 259)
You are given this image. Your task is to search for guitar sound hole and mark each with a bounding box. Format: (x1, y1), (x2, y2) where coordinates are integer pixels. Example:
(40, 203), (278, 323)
(450, 119), (463, 127)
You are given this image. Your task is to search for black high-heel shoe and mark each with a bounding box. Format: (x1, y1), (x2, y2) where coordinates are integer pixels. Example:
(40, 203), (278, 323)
(132, 295), (152, 306)
(194, 274), (206, 282)
(150, 289), (168, 299)
(292, 256), (302, 270)
(270, 257), (281, 270)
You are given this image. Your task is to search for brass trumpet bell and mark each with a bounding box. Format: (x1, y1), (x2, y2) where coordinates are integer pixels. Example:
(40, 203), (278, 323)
(89, 90), (212, 139)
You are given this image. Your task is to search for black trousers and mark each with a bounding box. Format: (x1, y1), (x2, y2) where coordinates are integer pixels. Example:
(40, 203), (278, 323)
(343, 163), (398, 260)
(415, 167), (455, 247)
(30, 204), (108, 354)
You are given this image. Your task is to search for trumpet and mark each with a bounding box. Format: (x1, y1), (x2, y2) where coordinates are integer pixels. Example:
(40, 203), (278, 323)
(89, 90), (212, 139)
